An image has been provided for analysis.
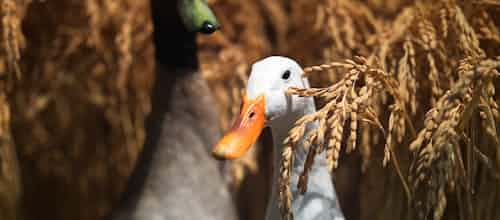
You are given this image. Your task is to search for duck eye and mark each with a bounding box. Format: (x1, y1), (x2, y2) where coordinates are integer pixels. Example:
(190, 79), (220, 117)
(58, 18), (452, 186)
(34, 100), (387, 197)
(282, 70), (291, 80)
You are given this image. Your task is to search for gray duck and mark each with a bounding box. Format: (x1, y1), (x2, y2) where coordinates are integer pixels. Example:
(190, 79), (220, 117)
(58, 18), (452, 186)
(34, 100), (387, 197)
(108, 0), (237, 219)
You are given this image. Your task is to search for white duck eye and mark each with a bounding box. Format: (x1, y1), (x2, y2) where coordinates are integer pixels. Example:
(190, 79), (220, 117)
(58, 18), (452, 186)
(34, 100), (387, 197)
(281, 70), (291, 80)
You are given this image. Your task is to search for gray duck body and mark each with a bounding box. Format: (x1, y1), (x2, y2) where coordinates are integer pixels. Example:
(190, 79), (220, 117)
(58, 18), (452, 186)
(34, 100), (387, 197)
(107, 0), (237, 219)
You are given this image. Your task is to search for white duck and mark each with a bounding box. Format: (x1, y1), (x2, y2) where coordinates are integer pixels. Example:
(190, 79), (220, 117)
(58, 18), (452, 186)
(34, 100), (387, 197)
(213, 56), (345, 220)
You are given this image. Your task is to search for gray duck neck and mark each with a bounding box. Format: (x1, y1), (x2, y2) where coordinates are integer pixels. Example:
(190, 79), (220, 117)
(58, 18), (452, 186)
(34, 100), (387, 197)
(117, 0), (199, 204)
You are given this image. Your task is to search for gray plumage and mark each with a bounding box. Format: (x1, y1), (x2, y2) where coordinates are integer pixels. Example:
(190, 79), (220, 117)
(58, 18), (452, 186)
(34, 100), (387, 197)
(107, 0), (237, 219)
(109, 67), (237, 220)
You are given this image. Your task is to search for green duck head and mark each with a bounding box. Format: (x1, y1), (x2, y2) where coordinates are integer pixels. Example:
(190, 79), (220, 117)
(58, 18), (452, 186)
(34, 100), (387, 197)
(178, 0), (220, 34)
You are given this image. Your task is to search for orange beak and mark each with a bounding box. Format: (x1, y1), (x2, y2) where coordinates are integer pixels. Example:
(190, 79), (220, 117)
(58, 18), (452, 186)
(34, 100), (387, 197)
(212, 95), (266, 160)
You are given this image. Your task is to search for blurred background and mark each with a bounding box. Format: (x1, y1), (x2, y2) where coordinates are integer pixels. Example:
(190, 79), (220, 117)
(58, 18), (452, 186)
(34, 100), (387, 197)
(0, 0), (499, 220)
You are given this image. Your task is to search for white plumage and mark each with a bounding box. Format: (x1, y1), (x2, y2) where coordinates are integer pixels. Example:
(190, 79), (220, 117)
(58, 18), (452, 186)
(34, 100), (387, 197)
(248, 57), (346, 220)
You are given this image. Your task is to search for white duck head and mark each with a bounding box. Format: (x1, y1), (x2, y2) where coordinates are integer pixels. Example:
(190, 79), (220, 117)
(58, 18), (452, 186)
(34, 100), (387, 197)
(212, 56), (315, 159)
(212, 56), (345, 220)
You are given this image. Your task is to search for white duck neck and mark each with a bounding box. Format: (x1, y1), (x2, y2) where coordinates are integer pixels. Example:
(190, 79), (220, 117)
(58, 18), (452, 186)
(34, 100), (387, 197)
(268, 96), (318, 186)
(265, 97), (343, 220)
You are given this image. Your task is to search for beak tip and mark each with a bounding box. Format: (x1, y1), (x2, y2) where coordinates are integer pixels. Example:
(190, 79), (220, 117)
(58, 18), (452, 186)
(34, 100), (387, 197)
(211, 152), (225, 160)
(211, 147), (228, 160)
